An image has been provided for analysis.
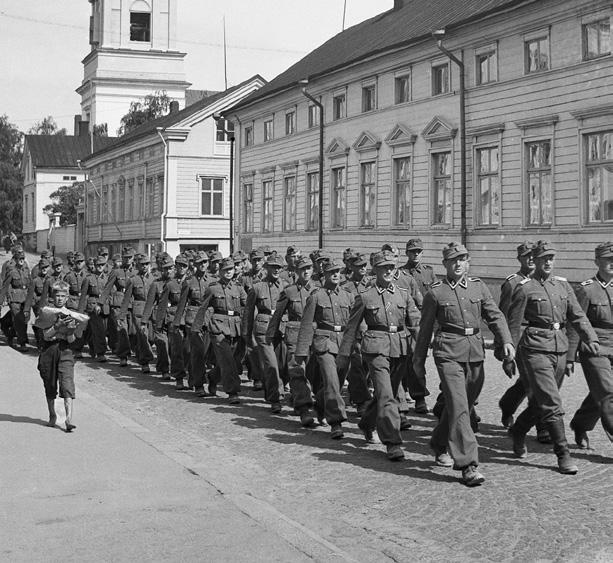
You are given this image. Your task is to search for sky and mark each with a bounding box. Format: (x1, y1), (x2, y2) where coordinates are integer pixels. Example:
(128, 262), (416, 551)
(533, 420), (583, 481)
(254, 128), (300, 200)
(0, 0), (392, 133)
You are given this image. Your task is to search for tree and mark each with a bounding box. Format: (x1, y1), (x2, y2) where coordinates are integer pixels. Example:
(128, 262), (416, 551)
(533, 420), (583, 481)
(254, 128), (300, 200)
(27, 115), (67, 136)
(92, 123), (108, 137)
(117, 90), (171, 136)
(42, 182), (84, 226)
(0, 114), (23, 235)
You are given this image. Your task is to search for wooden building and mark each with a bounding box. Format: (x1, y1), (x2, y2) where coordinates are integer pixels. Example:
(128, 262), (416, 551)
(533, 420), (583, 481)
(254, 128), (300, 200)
(226, 0), (613, 282)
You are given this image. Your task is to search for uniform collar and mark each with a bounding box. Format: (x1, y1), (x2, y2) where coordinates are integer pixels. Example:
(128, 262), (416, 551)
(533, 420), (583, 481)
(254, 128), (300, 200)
(325, 283), (339, 294)
(376, 283), (396, 294)
(596, 274), (613, 288)
(446, 276), (467, 289)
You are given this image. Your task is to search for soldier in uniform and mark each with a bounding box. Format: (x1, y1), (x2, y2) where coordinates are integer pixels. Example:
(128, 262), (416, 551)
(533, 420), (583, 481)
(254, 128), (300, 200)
(338, 251), (421, 460)
(65, 252), (88, 358)
(29, 249), (52, 280)
(85, 256), (96, 274)
(280, 246), (300, 286)
(242, 255), (287, 413)
(0, 249), (31, 351)
(39, 257), (67, 308)
(207, 251), (223, 279)
(567, 241), (613, 448)
(295, 258), (354, 439)
(24, 257), (51, 349)
(78, 256), (109, 362)
(63, 251), (75, 277)
(193, 257), (247, 404)
(119, 254), (155, 374)
(413, 242), (514, 486)
(507, 241), (599, 475)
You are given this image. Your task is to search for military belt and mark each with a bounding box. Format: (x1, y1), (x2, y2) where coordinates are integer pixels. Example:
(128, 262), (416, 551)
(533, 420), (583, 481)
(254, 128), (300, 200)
(318, 322), (345, 332)
(440, 326), (480, 336)
(367, 324), (405, 333)
(528, 321), (565, 330)
(591, 322), (613, 329)
(215, 310), (237, 316)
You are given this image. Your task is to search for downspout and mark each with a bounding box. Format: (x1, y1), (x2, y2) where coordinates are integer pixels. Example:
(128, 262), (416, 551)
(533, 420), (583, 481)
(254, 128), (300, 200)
(232, 113), (242, 255)
(434, 31), (467, 246)
(156, 128), (169, 251)
(229, 135), (235, 255)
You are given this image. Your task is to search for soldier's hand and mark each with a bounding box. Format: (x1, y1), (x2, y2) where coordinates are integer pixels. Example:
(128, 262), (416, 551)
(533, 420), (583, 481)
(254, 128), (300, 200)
(502, 358), (516, 379)
(23, 311), (30, 321)
(502, 343), (515, 362)
(565, 361), (574, 378)
(140, 323), (148, 334)
(336, 354), (350, 374)
(586, 342), (600, 356)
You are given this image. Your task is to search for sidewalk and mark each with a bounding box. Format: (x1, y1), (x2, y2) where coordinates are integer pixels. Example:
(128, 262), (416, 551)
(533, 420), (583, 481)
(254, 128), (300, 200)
(0, 346), (311, 562)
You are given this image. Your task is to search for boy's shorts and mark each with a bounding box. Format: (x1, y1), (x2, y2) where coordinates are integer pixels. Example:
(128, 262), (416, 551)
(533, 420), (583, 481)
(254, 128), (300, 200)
(38, 341), (76, 399)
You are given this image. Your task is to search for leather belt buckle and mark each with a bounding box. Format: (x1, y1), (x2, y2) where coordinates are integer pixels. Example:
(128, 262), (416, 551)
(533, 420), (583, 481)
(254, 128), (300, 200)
(333, 325), (342, 332)
(270, 309), (275, 315)
(227, 310), (235, 316)
(552, 322), (560, 330)
(464, 328), (475, 335)
(389, 325), (397, 333)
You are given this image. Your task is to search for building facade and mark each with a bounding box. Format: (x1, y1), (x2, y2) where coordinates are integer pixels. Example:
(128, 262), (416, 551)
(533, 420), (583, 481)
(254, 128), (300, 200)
(227, 0), (613, 282)
(81, 76), (265, 258)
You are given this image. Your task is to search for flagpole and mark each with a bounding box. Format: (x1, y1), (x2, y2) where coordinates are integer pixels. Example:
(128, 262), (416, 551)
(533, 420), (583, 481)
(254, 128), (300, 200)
(342, 0), (347, 31)
(223, 16), (228, 90)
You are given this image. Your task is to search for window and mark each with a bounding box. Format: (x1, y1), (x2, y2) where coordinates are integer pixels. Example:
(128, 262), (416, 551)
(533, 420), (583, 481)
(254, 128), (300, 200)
(331, 167), (345, 228)
(283, 176), (297, 231)
(333, 93), (346, 120)
(525, 37), (549, 73)
(393, 157), (411, 226)
(127, 181), (134, 220)
(201, 177), (224, 216)
(243, 183), (253, 232)
(101, 185), (108, 222)
(146, 178), (154, 217)
(264, 119), (274, 142)
(118, 183), (125, 221)
(585, 131), (613, 223)
(359, 162), (376, 226)
(308, 104), (319, 128)
(433, 152), (452, 224)
(306, 172), (319, 231)
(476, 147), (500, 226)
(88, 193), (95, 224)
(262, 180), (273, 232)
(476, 51), (497, 85)
(24, 195), (28, 222)
(130, 12), (151, 42)
(285, 111), (296, 135)
(137, 179), (144, 218)
(526, 141), (552, 225)
(157, 175), (164, 214)
(362, 85), (375, 112)
(216, 118), (234, 142)
(584, 18), (611, 59)
(32, 195), (35, 223)
(432, 63), (450, 95)
(110, 184), (117, 221)
(244, 126), (253, 147)
(395, 74), (411, 104)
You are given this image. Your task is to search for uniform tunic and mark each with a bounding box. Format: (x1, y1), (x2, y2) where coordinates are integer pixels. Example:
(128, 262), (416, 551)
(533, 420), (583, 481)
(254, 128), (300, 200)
(141, 278), (170, 374)
(120, 272), (156, 367)
(78, 271), (109, 356)
(0, 266), (31, 346)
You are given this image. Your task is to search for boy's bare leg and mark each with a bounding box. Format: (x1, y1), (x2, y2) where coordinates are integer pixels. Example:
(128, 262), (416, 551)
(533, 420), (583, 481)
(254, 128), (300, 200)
(64, 398), (76, 432)
(46, 399), (57, 427)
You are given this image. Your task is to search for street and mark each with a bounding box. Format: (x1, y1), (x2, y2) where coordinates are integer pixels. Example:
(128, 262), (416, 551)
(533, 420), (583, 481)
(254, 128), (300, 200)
(1, 336), (611, 562)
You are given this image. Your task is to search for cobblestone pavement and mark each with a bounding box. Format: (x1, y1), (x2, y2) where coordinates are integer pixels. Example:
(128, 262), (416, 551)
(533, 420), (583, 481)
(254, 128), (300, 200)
(21, 342), (607, 563)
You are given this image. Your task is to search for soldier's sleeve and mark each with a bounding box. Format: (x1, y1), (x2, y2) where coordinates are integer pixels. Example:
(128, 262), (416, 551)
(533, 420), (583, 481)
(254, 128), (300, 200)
(338, 292), (365, 357)
(565, 281), (598, 346)
(295, 292), (317, 357)
(241, 286), (257, 339)
(118, 279), (134, 320)
(172, 280), (190, 327)
(77, 276), (89, 312)
(39, 278), (52, 308)
(23, 279), (36, 313)
(266, 289), (289, 344)
(141, 283), (158, 324)
(404, 290), (421, 334)
(413, 290), (437, 368)
(0, 272), (9, 304)
(507, 284), (529, 347)
(155, 284), (170, 329)
(191, 290), (212, 333)
(498, 279), (512, 318)
(479, 281), (512, 346)
(410, 276), (423, 309)
(100, 270), (117, 303)
(566, 284), (589, 360)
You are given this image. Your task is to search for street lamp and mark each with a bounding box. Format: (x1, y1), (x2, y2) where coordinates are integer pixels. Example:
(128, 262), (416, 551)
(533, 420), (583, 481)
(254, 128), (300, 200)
(433, 28), (467, 246)
(213, 113), (236, 255)
(299, 79), (324, 249)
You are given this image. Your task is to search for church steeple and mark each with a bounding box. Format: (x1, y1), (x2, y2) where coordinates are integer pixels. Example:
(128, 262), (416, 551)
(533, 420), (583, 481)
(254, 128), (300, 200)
(78, 0), (190, 135)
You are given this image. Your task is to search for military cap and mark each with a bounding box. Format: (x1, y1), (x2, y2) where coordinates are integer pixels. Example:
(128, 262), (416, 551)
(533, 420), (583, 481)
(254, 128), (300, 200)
(66, 251), (74, 259)
(174, 254), (189, 267)
(349, 253), (368, 267)
(406, 238), (424, 251)
(595, 241), (613, 259)
(442, 242), (469, 260)
(98, 246), (109, 255)
(74, 251), (85, 261)
(14, 249), (25, 258)
(342, 247), (355, 260)
(122, 247), (135, 258)
(316, 250), (333, 262)
(265, 255), (285, 268)
(381, 243), (398, 253)
(533, 240), (556, 258)
(38, 258), (51, 268)
(95, 256), (107, 266)
(209, 251), (223, 262)
(250, 248), (265, 260)
(160, 256), (174, 269)
(112, 253), (121, 261)
(257, 245), (273, 256)
(86, 257), (95, 266)
(52, 257), (64, 267)
(12, 244), (23, 253)
(516, 241), (536, 257)
(40, 250), (51, 259)
(232, 250), (246, 262)
(295, 256), (313, 270)
(286, 245), (301, 257)
(220, 257), (235, 270)
(194, 251), (209, 264)
(372, 251), (396, 268)
(322, 258), (343, 273)
(137, 254), (151, 265)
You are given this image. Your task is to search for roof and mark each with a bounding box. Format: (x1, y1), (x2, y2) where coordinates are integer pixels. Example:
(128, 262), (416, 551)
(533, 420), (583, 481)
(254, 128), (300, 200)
(25, 135), (116, 168)
(230, 0), (533, 110)
(84, 74), (266, 161)
(185, 89), (221, 106)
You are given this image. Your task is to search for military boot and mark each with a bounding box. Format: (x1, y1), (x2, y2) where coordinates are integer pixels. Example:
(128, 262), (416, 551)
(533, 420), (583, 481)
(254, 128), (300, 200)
(548, 419), (578, 475)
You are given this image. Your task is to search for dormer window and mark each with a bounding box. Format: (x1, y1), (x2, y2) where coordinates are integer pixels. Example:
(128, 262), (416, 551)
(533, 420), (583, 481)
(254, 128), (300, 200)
(130, 12), (151, 42)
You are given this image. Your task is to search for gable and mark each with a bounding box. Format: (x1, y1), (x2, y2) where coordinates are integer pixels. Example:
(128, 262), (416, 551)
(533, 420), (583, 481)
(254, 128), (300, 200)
(421, 116), (457, 142)
(385, 124), (417, 147)
(352, 131), (381, 153)
(325, 137), (350, 158)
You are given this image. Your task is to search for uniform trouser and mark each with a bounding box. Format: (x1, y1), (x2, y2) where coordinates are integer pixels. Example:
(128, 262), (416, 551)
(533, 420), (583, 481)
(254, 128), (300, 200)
(88, 310), (108, 356)
(513, 349), (566, 434)
(570, 353), (613, 442)
(346, 341), (372, 406)
(9, 303), (27, 345)
(255, 335), (283, 403)
(133, 315), (154, 366)
(287, 340), (313, 411)
(115, 313), (132, 359)
(182, 326), (192, 382)
(107, 307), (119, 352)
(403, 350), (430, 400)
(209, 334), (241, 395)
(153, 329), (170, 374)
(359, 354), (404, 446)
(168, 326), (186, 379)
(1, 309), (14, 340)
(430, 358), (484, 469)
(313, 351), (347, 425)
(247, 345), (262, 383)
(189, 329), (210, 389)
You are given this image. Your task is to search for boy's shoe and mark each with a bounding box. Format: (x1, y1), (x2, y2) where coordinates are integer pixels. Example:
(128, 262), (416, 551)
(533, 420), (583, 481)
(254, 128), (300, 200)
(96, 354), (107, 363)
(386, 445), (405, 461)
(160, 372), (171, 381)
(434, 452), (454, 467)
(119, 358), (128, 367)
(461, 466), (485, 487)
(228, 394), (240, 405)
(271, 402), (282, 414)
(299, 410), (315, 427)
(509, 425), (528, 458)
(414, 399), (428, 414)
(330, 423), (344, 439)
(557, 452), (579, 475)
(141, 364), (150, 374)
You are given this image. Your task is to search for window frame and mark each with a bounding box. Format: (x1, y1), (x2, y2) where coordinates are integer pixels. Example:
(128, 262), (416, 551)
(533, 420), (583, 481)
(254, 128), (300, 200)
(394, 72), (411, 105)
(333, 92), (346, 121)
(584, 130), (613, 224)
(262, 179), (274, 233)
(215, 118), (234, 142)
(361, 83), (376, 113)
(524, 139), (553, 227)
(524, 33), (550, 74)
(308, 104), (319, 128)
(130, 11), (151, 43)
(306, 171), (319, 231)
(283, 175), (297, 231)
(330, 166), (346, 229)
(285, 110), (296, 136)
(431, 61), (450, 96)
(392, 156), (412, 227)
(263, 118), (274, 142)
(431, 151), (453, 226)
(474, 145), (501, 227)
(244, 125), (253, 147)
(475, 43), (498, 86)
(242, 182), (254, 233)
(359, 161), (376, 227)
(583, 17), (611, 60)
(199, 176), (225, 217)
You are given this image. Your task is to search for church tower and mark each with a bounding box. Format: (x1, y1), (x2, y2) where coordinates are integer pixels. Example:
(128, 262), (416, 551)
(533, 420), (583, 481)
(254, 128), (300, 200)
(77, 0), (191, 135)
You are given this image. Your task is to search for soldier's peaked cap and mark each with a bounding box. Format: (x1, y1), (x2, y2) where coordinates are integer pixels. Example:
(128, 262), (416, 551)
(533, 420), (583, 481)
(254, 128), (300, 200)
(220, 257), (235, 270)
(372, 251), (396, 268)
(406, 238), (424, 251)
(442, 242), (468, 260)
(174, 254), (189, 266)
(52, 257), (64, 267)
(349, 253), (368, 267)
(322, 258), (343, 272)
(38, 258), (51, 268)
(295, 256), (312, 269)
(160, 256), (174, 269)
(533, 240), (556, 258)
(516, 240), (536, 257)
(194, 251), (209, 264)
(74, 251), (85, 261)
(595, 241), (613, 259)
(265, 255), (285, 268)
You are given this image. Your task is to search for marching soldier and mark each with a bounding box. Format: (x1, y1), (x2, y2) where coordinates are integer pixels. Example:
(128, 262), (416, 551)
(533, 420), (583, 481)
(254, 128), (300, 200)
(280, 246), (300, 285)
(193, 257), (247, 404)
(507, 241), (599, 475)
(0, 249), (31, 351)
(413, 242), (514, 486)
(63, 251), (75, 277)
(65, 252), (88, 358)
(567, 241), (613, 449)
(39, 257), (67, 308)
(338, 251), (421, 461)
(29, 249), (52, 280)
(400, 239), (437, 297)
(295, 258), (354, 438)
(24, 257), (51, 349)
(78, 256), (109, 362)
